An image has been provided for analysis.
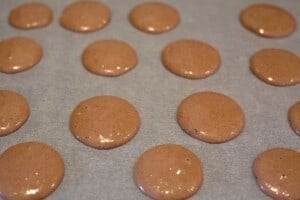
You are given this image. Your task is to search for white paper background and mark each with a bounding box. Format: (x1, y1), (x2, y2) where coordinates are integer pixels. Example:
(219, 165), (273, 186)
(0, 0), (299, 199)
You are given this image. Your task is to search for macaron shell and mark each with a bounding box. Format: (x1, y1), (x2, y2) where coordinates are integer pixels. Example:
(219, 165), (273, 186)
(0, 90), (30, 136)
(0, 142), (65, 200)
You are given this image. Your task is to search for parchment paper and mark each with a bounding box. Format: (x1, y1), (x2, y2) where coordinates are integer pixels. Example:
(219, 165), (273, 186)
(0, 0), (299, 199)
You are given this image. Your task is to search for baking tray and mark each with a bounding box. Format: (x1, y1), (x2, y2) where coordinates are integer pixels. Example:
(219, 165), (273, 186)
(0, 0), (299, 199)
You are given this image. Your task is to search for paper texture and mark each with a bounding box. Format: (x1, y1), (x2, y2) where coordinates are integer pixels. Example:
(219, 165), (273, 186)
(0, 0), (299, 199)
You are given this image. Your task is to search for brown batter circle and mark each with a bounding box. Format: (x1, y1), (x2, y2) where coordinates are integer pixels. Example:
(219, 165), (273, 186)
(253, 148), (300, 200)
(82, 40), (138, 77)
(162, 39), (221, 79)
(288, 101), (300, 136)
(177, 91), (245, 143)
(60, 1), (111, 33)
(250, 49), (300, 86)
(0, 90), (30, 137)
(129, 2), (180, 34)
(240, 4), (297, 38)
(0, 37), (43, 74)
(0, 142), (65, 200)
(9, 2), (53, 29)
(70, 96), (140, 149)
(134, 144), (203, 200)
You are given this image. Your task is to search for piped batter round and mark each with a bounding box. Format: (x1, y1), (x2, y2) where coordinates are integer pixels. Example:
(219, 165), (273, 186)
(134, 144), (203, 200)
(70, 96), (140, 149)
(0, 37), (43, 74)
(9, 2), (53, 29)
(82, 40), (138, 77)
(162, 39), (221, 79)
(251, 49), (300, 86)
(0, 142), (65, 200)
(177, 91), (245, 143)
(129, 2), (180, 34)
(0, 90), (30, 136)
(288, 101), (300, 136)
(240, 4), (297, 38)
(253, 148), (300, 200)
(60, 1), (111, 33)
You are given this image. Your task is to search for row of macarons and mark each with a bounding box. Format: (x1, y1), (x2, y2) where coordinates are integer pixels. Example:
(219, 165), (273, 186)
(1, 142), (299, 200)
(8, 1), (297, 37)
(0, 130), (299, 199)
(0, 89), (299, 144)
(1, 36), (300, 87)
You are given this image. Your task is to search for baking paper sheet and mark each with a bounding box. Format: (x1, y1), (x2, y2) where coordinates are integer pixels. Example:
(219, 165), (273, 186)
(0, 0), (299, 199)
